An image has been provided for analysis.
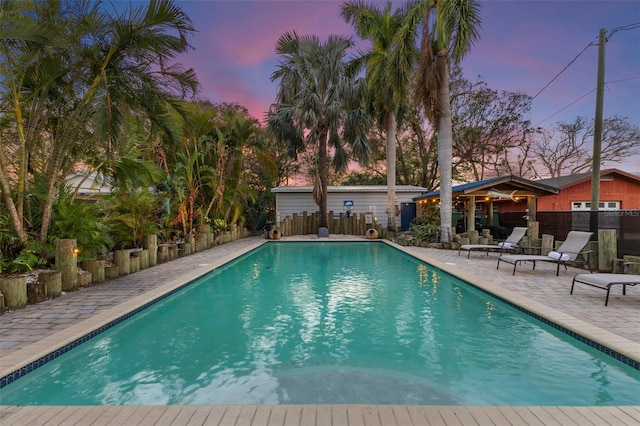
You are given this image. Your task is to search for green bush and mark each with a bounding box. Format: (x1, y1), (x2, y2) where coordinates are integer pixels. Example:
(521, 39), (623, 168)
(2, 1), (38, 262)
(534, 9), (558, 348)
(211, 218), (228, 233)
(0, 241), (48, 274)
(408, 206), (440, 243)
(49, 191), (113, 262)
(103, 188), (161, 249)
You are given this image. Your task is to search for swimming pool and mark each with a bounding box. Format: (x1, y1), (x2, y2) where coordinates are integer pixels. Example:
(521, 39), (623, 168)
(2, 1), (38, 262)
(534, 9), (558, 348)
(0, 241), (638, 406)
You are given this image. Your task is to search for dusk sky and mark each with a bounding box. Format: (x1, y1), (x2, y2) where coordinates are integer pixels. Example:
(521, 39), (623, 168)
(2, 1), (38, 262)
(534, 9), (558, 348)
(164, 0), (640, 172)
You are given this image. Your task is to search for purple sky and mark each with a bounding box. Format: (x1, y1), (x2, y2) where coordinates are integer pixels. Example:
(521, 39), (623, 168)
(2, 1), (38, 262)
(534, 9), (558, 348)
(170, 0), (640, 172)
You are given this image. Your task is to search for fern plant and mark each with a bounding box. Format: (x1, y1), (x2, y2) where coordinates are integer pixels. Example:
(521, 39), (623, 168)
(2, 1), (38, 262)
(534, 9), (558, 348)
(0, 241), (49, 274)
(49, 187), (113, 262)
(102, 188), (161, 249)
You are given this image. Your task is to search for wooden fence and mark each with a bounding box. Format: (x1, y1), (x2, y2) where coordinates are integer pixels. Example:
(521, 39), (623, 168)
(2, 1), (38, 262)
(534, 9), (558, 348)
(277, 211), (388, 239)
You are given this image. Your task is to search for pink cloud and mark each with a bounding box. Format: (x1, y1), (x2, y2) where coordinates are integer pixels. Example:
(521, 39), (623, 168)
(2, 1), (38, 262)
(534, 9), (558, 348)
(189, 2), (351, 68)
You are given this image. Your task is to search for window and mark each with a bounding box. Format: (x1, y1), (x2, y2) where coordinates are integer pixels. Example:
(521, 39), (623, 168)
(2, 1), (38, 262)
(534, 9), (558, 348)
(571, 201), (620, 211)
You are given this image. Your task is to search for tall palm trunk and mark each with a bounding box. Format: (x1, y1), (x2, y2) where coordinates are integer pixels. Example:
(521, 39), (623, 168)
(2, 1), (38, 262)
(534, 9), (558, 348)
(386, 112), (397, 231)
(437, 56), (453, 242)
(317, 127), (329, 230)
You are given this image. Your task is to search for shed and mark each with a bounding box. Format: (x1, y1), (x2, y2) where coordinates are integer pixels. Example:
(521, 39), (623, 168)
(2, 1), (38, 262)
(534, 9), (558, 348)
(271, 185), (428, 229)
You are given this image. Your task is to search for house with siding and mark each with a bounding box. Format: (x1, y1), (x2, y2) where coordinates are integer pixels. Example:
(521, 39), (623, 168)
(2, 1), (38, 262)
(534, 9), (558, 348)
(495, 169), (640, 213)
(65, 173), (113, 200)
(271, 185), (428, 230)
(535, 169), (640, 211)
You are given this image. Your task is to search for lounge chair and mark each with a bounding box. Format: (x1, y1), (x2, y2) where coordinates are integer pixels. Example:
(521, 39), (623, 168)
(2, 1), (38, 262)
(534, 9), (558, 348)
(571, 262), (640, 306)
(458, 227), (527, 259)
(497, 231), (593, 276)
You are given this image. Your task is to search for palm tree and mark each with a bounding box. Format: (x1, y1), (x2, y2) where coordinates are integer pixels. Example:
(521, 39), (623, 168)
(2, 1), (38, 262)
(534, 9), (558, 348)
(415, 0), (481, 242)
(267, 31), (371, 235)
(341, 0), (421, 231)
(0, 0), (198, 243)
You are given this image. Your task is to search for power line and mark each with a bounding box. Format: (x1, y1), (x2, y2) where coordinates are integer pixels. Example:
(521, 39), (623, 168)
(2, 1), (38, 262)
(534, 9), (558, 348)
(608, 22), (640, 38)
(534, 90), (595, 126)
(527, 41), (596, 106)
(533, 76), (640, 126)
(516, 22), (640, 119)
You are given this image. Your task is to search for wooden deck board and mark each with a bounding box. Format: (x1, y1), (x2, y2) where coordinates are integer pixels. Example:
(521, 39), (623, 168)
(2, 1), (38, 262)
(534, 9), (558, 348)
(189, 407), (215, 426)
(405, 405), (430, 425)
(479, 406), (514, 425)
(104, 406), (141, 426)
(421, 407), (447, 426)
(154, 405), (185, 425)
(346, 405), (365, 426)
(362, 404), (382, 426)
(541, 406), (581, 425)
(316, 405), (333, 426)
(300, 405), (316, 425)
(236, 406), (258, 426)
(598, 406), (640, 426)
(391, 405), (415, 425)
(266, 405), (287, 426)
(75, 406), (113, 425)
(558, 406), (598, 425)
(449, 406), (478, 425)
(468, 406), (500, 425)
(219, 405), (243, 426)
(42, 406), (84, 426)
(137, 406), (168, 425)
(508, 407), (545, 426)
(91, 406), (126, 426)
(7, 406), (61, 426)
(1, 405), (640, 425)
(436, 407), (464, 426)
(117, 406), (154, 425)
(331, 405), (349, 426)
(377, 405), (397, 425)
(169, 406), (199, 425)
(617, 406), (640, 424)
(282, 404), (301, 426)
(252, 406), (273, 425)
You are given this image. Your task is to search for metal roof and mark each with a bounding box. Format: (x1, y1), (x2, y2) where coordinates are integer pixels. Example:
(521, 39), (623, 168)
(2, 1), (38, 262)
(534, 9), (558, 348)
(413, 175), (560, 201)
(536, 168), (640, 188)
(272, 185), (428, 193)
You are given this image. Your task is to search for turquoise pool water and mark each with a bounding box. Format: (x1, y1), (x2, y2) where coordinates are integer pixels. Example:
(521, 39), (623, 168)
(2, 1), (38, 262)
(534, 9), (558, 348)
(1, 242), (639, 405)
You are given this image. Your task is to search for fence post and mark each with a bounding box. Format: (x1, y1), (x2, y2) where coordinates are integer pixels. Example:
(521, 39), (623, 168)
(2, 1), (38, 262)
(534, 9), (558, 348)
(541, 234), (554, 256)
(598, 229), (617, 272)
(144, 234), (158, 266)
(622, 255), (640, 274)
(56, 239), (78, 291)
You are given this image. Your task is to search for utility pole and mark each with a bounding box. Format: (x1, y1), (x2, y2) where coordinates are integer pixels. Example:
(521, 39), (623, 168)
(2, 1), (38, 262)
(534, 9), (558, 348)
(590, 28), (606, 234)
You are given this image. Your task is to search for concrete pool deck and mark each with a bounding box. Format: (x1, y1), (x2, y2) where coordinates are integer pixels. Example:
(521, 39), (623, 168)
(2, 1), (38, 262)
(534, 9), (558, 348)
(1, 235), (639, 425)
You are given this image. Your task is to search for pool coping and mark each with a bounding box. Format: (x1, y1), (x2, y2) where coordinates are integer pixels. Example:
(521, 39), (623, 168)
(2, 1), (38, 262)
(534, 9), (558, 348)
(1, 237), (638, 391)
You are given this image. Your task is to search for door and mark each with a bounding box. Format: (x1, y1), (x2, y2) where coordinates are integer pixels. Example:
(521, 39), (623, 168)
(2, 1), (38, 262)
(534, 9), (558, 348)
(400, 202), (417, 231)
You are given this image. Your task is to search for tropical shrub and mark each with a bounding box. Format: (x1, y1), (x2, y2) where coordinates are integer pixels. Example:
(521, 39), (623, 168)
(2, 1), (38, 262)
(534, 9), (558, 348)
(408, 205), (441, 243)
(103, 188), (162, 249)
(0, 241), (48, 274)
(49, 189), (113, 262)
(211, 218), (228, 233)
